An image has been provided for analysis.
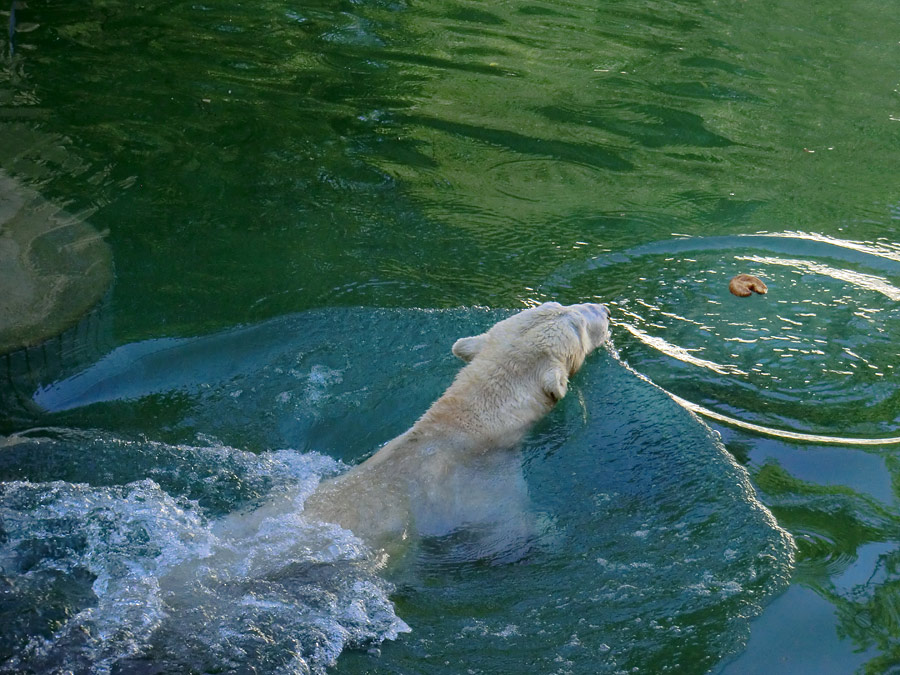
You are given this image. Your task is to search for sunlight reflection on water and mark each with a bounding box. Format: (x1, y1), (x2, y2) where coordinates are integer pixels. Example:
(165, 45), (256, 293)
(546, 232), (900, 442)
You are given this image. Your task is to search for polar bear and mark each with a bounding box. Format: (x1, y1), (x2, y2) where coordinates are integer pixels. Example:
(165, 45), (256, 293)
(301, 302), (610, 558)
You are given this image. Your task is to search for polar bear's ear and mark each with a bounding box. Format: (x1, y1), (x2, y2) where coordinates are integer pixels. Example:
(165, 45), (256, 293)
(452, 334), (486, 362)
(541, 363), (569, 403)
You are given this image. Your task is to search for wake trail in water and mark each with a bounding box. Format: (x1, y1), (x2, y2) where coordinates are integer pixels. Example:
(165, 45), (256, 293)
(0, 437), (408, 675)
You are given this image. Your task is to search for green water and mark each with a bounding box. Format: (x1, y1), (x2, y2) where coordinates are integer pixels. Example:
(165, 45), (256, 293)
(2, 0), (900, 672)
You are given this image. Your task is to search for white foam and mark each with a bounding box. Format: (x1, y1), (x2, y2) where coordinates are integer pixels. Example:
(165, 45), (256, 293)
(0, 444), (409, 674)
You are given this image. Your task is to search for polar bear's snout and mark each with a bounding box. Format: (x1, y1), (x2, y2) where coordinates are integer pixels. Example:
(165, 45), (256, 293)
(574, 302), (609, 320)
(569, 302), (610, 349)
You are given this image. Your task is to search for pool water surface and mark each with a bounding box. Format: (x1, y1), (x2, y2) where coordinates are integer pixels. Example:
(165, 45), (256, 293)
(2, 0), (900, 672)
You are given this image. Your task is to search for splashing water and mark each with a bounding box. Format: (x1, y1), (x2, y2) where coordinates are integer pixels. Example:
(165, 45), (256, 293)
(0, 439), (408, 675)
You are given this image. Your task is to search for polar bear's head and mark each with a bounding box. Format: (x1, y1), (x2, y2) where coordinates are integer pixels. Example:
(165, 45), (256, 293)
(451, 302), (610, 403)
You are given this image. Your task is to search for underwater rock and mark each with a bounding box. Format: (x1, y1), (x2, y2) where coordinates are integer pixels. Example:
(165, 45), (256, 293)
(0, 168), (113, 354)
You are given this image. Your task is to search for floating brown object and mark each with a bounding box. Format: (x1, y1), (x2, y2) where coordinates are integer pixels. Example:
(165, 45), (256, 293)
(729, 274), (767, 297)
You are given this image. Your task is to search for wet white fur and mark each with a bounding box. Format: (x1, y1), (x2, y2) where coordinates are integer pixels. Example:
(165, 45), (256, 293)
(301, 302), (610, 558)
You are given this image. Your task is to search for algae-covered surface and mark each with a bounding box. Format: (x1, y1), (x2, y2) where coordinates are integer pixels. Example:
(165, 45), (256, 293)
(0, 168), (111, 353)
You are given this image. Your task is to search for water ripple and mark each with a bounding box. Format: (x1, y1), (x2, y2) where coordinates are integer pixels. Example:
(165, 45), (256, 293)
(544, 232), (900, 441)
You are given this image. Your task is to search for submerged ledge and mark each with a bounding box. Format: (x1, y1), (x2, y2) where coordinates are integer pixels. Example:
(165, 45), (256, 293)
(0, 168), (113, 354)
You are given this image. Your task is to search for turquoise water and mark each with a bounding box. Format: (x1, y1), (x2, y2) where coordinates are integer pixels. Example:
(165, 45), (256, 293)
(1, 0), (899, 672)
